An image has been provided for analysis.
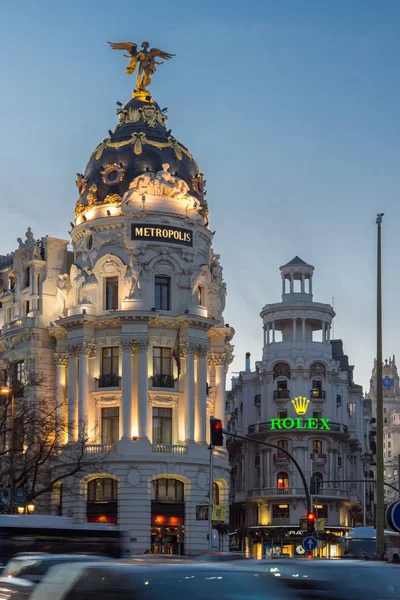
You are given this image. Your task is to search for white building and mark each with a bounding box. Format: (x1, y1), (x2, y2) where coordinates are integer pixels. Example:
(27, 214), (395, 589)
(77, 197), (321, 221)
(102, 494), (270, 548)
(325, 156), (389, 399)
(366, 357), (400, 504)
(226, 257), (366, 558)
(0, 77), (234, 555)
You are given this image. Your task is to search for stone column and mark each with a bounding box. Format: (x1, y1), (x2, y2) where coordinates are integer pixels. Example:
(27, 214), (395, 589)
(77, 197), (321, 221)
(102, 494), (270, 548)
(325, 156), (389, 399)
(301, 274), (305, 293)
(290, 275), (294, 294)
(302, 318), (306, 341)
(267, 323), (270, 344)
(184, 345), (195, 442)
(121, 341), (133, 440)
(54, 352), (68, 444)
(214, 355), (226, 424)
(309, 277), (313, 296)
(195, 346), (208, 443)
(31, 267), (40, 312)
(272, 322), (276, 343)
(282, 276), (285, 296)
(67, 346), (78, 442)
(292, 318), (296, 341)
(263, 327), (266, 346)
(78, 343), (94, 438)
(137, 341), (149, 440)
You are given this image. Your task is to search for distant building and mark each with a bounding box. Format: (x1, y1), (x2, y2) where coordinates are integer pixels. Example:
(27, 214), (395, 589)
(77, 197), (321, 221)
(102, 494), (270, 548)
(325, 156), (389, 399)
(226, 257), (366, 558)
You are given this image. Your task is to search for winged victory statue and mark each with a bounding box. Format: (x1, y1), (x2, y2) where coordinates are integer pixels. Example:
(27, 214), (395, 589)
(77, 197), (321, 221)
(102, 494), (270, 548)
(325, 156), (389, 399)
(108, 41), (175, 95)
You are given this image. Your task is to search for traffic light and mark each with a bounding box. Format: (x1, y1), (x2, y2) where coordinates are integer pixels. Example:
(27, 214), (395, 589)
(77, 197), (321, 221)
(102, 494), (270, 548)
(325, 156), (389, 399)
(210, 417), (223, 446)
(307, 512), (315, 533)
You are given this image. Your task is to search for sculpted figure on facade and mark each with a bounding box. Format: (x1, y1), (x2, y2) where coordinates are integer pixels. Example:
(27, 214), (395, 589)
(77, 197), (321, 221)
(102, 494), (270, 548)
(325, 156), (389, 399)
(124, 255), (142, 299)
(207, 249), (226, 321)
(18, 228), (41, 260)
(126, 163), (190, 201)
(191, 264), (211, 306)
(56, 274), (71, 316)
(70, 265), (98, 305)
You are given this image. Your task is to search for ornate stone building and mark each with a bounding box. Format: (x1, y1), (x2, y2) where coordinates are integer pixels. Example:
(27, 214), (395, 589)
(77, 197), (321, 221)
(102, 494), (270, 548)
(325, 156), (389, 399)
(0, 61), (233, 555)
(226, 257), (365, 558)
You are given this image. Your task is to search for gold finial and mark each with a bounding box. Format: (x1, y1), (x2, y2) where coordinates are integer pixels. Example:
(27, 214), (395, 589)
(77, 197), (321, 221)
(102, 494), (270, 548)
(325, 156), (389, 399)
(108, 41), (175, 99)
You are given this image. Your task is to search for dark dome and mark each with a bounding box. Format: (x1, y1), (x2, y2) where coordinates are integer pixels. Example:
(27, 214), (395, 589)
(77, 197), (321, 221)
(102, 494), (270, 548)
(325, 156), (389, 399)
(78, 96), (206, 209)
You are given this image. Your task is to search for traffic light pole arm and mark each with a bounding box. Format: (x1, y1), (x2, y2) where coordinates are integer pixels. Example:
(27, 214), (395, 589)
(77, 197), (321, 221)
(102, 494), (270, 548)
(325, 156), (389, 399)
(223, 429), (311, 514)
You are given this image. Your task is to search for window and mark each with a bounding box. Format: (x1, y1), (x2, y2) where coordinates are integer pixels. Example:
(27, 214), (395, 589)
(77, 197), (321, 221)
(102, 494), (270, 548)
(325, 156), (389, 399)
(25, 268), (30, 288)
(314, 504), (328, 519)
(310, 472), (323, 495)
(198, 285), (205, 306)
(311, 380), (324, 398)
(384, 407), (387, 414)
(278, 410), (287, 419)
(151, 478), (184, 502)
(388, 451), (392, 457)
(212, 482), (220, 505)
(100, 347), (119, 387)
(277, 472), (288, 489)
(313, 440), (322, 454)
(336, 394), (342, 407)
(277, 440), (288, 455)
(87, 478), (118, 502)
(272, 504), (289, 519)
(153, 347), (174, 387)
(348, 402), (356, 417)
(152, 407), (172, 445)
(388, 433), (391, 439)
(101, 407), (119, 444)
(313, 411), (322, 419)
(154, 276), (170, 310)
(105, 276), (118, 310)
(388, 442), (391, 448)
(25, 301), (30, 316)
(8, 274), (15, 292)
(11, 361), (24, 397)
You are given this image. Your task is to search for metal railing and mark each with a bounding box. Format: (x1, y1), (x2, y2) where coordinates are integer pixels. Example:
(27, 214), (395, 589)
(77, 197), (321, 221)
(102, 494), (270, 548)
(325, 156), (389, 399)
(273, 453), (290, 463)
(96, 374), (121, 388)
(248, 486), (348, 498)
(85, 444), (117, 453)
(152, 444), (186, 454)
(310, 389), (326, 399)
(152, 374), (175, 388)
(273, 389), (290, 400)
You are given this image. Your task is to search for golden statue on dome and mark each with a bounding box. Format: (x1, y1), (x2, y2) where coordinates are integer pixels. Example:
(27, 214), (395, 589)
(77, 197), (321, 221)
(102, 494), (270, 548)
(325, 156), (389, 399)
(108, 41), (174, 98)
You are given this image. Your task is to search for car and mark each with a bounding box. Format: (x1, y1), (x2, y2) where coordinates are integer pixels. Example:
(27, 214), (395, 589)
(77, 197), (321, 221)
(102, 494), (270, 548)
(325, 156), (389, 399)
(0, 554), (107, 598)
(199, 552), (248, 562)
(234, 558), (400, 599)
(29, 560), (297, 600)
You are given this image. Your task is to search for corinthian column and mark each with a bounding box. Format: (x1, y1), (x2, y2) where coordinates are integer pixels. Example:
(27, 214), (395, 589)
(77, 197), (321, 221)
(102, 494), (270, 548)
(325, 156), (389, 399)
(195, 345), (208, 443)
(121, 341), (133, 440)
(213, 354), (226, 424)
(67, 346), (78, 442)
(184, 345), (195, 442)
(54, 352), (68, 444)
(78, 343), (95, 438)
(137, 340), (149, 440)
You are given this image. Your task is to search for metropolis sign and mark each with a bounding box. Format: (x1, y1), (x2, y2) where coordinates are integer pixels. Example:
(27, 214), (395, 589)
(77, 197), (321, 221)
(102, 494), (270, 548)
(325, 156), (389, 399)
(131, 224), (193, 247)
(270, 396), (331, 431)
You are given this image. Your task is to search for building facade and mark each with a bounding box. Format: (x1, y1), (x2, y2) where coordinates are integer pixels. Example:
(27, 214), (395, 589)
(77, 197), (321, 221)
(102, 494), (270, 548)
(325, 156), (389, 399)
(0, 73), (234, 555)
(366, 357), (400, 505)
(227, 257), (366, 558)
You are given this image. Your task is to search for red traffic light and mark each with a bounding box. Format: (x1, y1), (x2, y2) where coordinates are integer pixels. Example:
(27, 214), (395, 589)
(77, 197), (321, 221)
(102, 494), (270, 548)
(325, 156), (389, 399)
(307, 512), (315, 521)
(210, 417), (224, 446)
(214, 421), (223, 430)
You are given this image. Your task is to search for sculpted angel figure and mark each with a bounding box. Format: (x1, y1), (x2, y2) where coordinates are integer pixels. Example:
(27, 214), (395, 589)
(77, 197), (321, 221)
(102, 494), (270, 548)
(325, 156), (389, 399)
(108, 41), (174, 93)
(56, 274), (71, 316)
(124, 256), (142, 299)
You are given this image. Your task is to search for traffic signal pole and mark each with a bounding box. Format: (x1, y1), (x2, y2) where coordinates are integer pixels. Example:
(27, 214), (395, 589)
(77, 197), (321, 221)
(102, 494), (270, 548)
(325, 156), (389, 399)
(208, 444), (214, 552)
(224, 429), (311, 515)
(376, 213), (385, 557)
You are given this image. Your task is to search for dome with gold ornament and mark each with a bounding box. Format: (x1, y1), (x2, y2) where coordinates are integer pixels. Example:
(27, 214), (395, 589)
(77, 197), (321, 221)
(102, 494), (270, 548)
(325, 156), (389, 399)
(74, 41), (207, 220)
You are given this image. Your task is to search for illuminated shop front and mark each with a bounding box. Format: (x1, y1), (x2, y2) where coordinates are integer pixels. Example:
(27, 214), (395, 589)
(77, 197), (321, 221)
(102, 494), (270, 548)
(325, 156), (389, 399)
(151, 478), (184, 554)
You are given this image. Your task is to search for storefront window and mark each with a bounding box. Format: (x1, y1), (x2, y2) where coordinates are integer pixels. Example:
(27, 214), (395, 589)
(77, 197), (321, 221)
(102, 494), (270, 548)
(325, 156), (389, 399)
(272, 504), (289, 518)
(152, 478), (184, 502)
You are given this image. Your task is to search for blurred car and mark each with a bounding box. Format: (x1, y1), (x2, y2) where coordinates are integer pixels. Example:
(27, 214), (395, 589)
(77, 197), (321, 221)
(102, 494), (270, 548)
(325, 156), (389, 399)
(234, 558), (400, 599)
(0, 554), (106, 598)
(30, 561), (297, 600)
(199, 552), (248, 562)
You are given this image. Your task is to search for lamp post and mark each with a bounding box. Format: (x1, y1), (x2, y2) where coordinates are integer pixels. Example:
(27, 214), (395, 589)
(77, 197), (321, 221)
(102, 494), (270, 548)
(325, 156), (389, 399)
(375, 213), (385, 557)
(0, 386), (14, 515)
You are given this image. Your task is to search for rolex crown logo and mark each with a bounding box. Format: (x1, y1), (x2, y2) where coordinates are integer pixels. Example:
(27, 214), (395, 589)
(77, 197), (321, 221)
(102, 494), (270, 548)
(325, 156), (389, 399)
(292, 396), (310, 415)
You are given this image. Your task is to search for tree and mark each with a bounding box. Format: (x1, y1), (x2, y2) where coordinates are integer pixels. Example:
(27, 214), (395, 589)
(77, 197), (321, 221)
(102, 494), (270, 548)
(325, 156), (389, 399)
(0, 369), (101, 509)
(347, 502), (364, 527)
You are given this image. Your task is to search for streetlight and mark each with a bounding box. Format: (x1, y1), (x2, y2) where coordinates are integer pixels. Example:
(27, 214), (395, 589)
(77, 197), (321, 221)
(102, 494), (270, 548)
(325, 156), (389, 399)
(0, 386), (14, 515)
(17, 506), (24, 515)
(27, 503), (35, 514)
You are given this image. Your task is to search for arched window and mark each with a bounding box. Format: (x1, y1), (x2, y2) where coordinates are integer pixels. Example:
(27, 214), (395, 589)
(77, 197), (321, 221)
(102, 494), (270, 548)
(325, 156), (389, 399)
(212, 482), (220, 505)
(151, 478), (184, 502)
(277, 440), (288, 455)
(87, 478), (118, 502)
(277, 472), (289, 489)
(310, 472), (323, 495)
(313, 440), (322, 454)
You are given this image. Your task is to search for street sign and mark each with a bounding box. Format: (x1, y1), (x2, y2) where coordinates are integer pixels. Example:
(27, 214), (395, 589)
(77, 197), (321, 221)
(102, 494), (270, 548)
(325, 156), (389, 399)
(0, 488), (9, 508)
(296, 544), (305, 555)
(315, 518), (325, 531)
(386, 501), (400, 533)
(302, 536), (318, 551)
(14, 489), (27, 507)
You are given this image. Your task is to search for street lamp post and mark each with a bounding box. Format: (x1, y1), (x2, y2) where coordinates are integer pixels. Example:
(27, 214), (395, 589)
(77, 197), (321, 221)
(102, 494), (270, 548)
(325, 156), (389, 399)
(375, 213), (385, 557)
(0, 386), (14, 515)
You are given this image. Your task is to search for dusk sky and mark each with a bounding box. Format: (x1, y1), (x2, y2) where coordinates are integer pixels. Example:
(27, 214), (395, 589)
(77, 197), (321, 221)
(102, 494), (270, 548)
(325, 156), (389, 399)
(0, 0), (399, 391)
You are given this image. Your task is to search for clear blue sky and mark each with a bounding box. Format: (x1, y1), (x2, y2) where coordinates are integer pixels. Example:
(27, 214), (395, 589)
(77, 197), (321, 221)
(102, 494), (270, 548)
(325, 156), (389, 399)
(0, 0), (399, 391)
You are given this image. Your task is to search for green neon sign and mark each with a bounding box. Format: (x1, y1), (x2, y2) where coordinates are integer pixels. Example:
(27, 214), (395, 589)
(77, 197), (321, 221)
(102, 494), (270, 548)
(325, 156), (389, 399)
(271, 417), (331, 431)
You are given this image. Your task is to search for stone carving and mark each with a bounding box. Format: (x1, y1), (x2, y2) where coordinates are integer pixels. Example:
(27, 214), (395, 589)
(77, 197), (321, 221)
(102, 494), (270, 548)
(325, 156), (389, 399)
(76, 173), (88, 196)
(208, 251), (226, 322)
(310, 362), (326, 379)
(124, 255), (142, 299)
(126, 163), (191, 201)
(148, 396), (179, 408)
(56, 274), (71, 317)
(95, 396), (120, 406)
(191, 264), (211, 306)
(273, 362), (291, 380)
(191, 173), (207, 197)
(70, 265), (98, 305)
(126, 467), (141, 487)
(53, 352), (68, 367)
(17, 228), (41, 260)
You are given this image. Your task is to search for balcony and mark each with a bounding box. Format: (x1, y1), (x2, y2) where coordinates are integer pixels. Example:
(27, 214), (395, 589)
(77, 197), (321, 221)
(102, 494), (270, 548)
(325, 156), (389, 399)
(310, 389), (326, 399)
(85, 444), (117, 454)
(152, 444), (186, 454)
(273, 453), (290, 464)
(273, 389), (290, 400)
(96, 374), (121, 389)
(248, 486), (349, 500)
(152, 374), (175, 389)
(248, 421), (348, 434)
(311, 452), (327, 464)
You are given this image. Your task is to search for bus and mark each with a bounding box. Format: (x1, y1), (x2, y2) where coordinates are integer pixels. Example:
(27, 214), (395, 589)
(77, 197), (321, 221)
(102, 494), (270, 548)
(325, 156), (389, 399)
(341, 526), (400, 559)
(0, 515), (122, 566)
